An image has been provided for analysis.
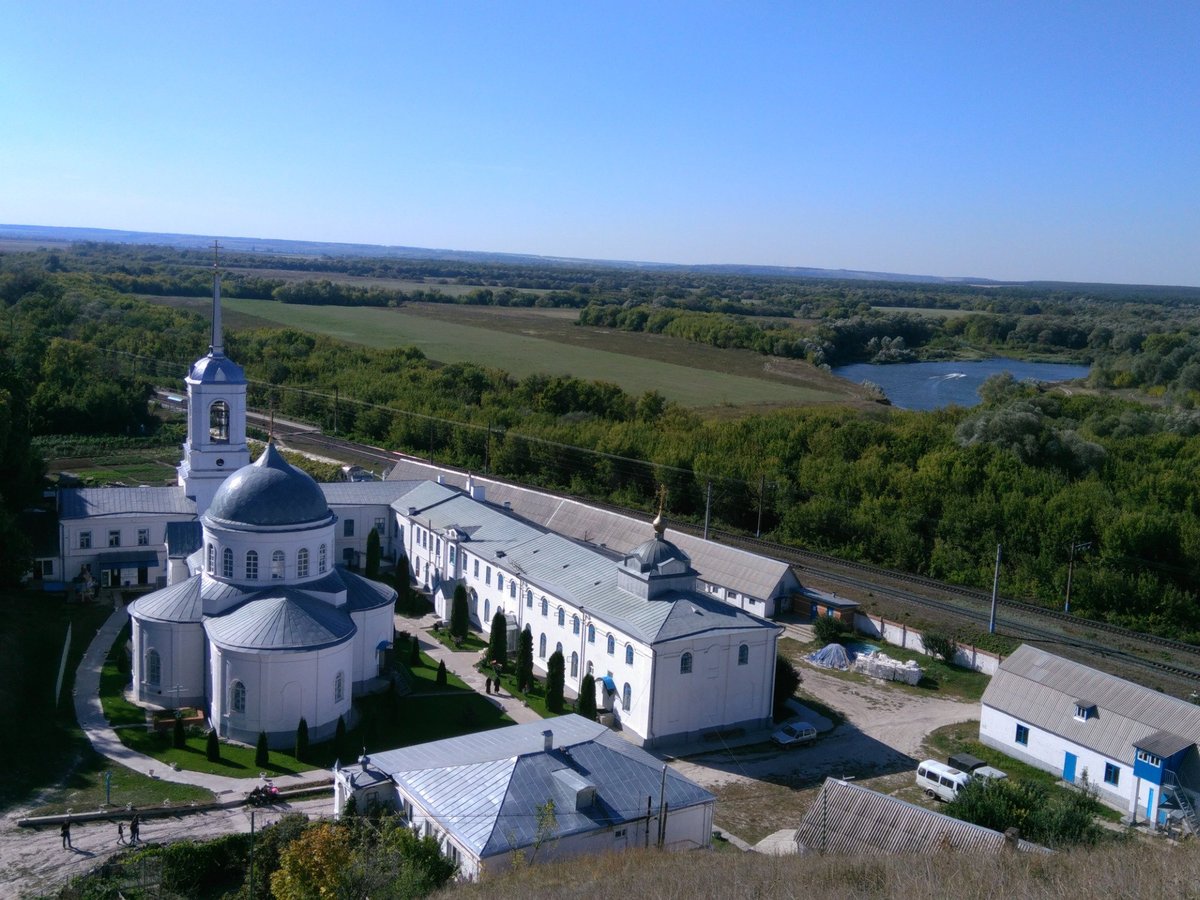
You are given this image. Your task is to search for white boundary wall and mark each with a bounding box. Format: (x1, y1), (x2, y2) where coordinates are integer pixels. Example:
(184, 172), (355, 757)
(853, 612), (1004, 675)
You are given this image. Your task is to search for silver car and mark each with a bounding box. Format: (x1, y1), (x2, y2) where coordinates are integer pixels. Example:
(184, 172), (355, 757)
(771, 721), (817, 748)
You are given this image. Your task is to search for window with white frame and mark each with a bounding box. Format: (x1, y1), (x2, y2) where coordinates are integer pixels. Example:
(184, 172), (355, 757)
(109, 530), (121, 548)
(79, 531), (92, 549)
(334, 671), (344, 703)
(526, 589), (533, 607)
(319, 544), (327, 574)
(622, 683), (631, 709)
(539, 633), (547, 658)
(606, 634), (615, 655)
(146, 649), (161, 686)
(572, 615), (580, 635)
(556, 641), (563, 657)
(738, 644), (749, 666)
(557, 607), (565, 627)
(344, 519), (355, 537)
(473, 558), (480, 578)
(1015, 724), (1029, 745)
(222, 547), (233, 578)
(246, 550), (258, 580)
(137, 528), (150, 546)
(485, 565), (491, 585)
(497, 573), (504, 590)
(1137, 749), (1162, 767)
(509, 580), (516, 598)
(206, 543), (215, 573)
(571, 652), (579, 678)
(375, 517), (385, 534)
(271, 549), (285, 580)
(680, 652), (693, 674)
(541, 597), (548, 617)
(625, 643), (634, 665)
(449, 546), (456, 566)
(231, 679), (245, 713)
(1104, 763), (1120, 786)
(298, 547), (310, 578)
(588, 624), (595, 644)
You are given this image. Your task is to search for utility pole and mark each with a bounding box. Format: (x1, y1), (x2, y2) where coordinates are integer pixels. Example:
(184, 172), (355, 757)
(1064, 540), (1092, 613)
(332, 387), (338, 435)
(756, 474), (766, 538)
(703, 480), (712, 541)
(248, 810), (255, 900)
(988, 544), (1002, 634)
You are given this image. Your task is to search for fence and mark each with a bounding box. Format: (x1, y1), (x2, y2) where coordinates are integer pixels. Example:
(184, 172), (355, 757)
(852, 612), (1003, 675)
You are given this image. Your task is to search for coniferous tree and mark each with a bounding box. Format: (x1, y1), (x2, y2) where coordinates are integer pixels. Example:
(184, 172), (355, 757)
(365, 528), (381, 578)
(436, 659), (447, 686)
(395, 555), (411, 612)
(172, 713), (186, 749)
(517, 625), (534, 693)
(255, 731), (269, 768)
(206, 728), (220, 762)
(577, 673), (597, 721)
(334, 715), (346, 762)
(409, 635), (421, 667)
(546, 650), (565, 713)
(295, 717), (309, 763)
(488, 610), (508, 667)
(450, 584), (469, 641)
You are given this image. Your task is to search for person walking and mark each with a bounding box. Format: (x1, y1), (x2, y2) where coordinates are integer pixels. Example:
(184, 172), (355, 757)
(129, 814), (140, 844)
(61, 819), (72, 850)
(117, 821), (125, 845)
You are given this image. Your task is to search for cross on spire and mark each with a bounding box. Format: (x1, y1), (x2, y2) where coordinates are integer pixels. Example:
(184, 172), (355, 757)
(210, 240), (224, 357)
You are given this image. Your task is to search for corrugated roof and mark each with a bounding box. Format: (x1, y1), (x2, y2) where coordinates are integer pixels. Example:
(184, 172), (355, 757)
(795, 779), (1047, 855)
(320, 480), (425, 505)
(356, 715), (714, 860)
(96, 548), (160, 568)
(1138, 730), (1196, 758)
(385, 462), (798, 602)
(205, 590), (356, 651)
(59, 486), (195, 519)
(982, 645), (1200, 762)
(131, 576), (204, 623)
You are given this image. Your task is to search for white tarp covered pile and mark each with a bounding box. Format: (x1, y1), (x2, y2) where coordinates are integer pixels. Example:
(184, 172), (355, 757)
(854, 652), (923, 685)
(807, 642), (851, 671)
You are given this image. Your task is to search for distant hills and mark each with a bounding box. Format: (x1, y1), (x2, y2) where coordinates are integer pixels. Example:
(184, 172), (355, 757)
(1, 223), (1192, 293)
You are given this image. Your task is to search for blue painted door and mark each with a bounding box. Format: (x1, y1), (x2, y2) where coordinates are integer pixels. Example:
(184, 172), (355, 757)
(1063, 751), (1078, 783)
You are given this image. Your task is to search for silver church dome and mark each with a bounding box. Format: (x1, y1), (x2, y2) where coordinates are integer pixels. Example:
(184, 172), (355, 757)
(206, 442), (332, 527)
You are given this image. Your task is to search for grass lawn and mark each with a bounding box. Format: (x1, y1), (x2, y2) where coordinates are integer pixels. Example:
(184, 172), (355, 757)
(489, 669), (565, 720)
(426, 626), (488, 654)
(32, 748), (215, 816)
(394, 634), (470, 691)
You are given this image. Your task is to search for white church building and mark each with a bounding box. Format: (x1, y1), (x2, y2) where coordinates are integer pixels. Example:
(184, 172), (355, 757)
(59, 254), (792, 751)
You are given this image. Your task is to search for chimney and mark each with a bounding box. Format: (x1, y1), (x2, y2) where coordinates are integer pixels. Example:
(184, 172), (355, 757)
(503, 501), (512, 511)
(436, 475), (444, 485)
(543, 729), (554, 752)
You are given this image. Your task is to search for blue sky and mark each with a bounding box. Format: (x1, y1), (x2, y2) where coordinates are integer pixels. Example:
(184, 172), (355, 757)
(1, 2), (1196, 285)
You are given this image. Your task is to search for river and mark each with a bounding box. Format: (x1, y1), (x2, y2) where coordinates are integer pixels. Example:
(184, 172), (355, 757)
(832, 358), (1091, 411)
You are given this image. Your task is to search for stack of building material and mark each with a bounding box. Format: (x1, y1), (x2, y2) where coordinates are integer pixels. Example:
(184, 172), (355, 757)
(854, 652), (922, 685)
(808, 643), (851, 671)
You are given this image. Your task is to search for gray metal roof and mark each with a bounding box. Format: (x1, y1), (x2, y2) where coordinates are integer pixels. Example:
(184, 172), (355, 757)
(189, 351), (245, 384)
(795, 779), (1047, 855)
(207, 443), (333, 528)
(320, 480), (425, 506)
(59, 486), (194, 519)
(166, 521), (203, 558)
(131, 576), (204, 624)
(96, 548), (160, 568)
(342, 570), (398, 611)
(1137, 730), (1196, 758)
(385, 463), (797, 602)
(351, 715), (713, 860)
(982, 645), (1200, 762)
(205, 590), (356, 651)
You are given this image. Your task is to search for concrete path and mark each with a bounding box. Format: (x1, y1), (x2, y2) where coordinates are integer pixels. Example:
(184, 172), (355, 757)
(753, 828), (800, 855)
(404, 613), (543, 726)
(72, 604), (328, 798)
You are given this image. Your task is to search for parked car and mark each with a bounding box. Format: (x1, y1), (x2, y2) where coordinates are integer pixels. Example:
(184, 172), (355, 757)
(771, 721), (817, 748)
(916, 759), (971, 801)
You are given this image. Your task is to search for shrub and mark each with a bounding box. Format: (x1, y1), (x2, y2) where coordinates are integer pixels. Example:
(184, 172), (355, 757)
(488, 610), (508, 668)
(546, 650), (565, 713)
(774, 654), (802, 719)
(206, 728), (220, 762)
(517, 626), (534, 692)
(409, 635), (421, 667)
(255, 731), (269, 768)
(334, 716), (346, 762)
(436, 660), (447, 686)
(450, 584), (469, 640)
(173, 714), (186, 749)
(922, 631), (958, 663)
(577, 674), (597, 721)
(295, 718), (309, 763)
(812, 616), (849, 645)
(365, 528), (381, 578)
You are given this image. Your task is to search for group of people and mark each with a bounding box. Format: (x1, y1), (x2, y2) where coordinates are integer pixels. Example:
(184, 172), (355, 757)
(60, 814), (140, 850)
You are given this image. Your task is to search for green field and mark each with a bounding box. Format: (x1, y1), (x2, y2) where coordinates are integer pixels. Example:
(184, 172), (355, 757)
(211, 298), (865, 410)
(871, 305), (974, 319)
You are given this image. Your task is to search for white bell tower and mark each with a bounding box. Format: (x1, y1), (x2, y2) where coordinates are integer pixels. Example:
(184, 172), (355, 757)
(178, 242), (250, 515)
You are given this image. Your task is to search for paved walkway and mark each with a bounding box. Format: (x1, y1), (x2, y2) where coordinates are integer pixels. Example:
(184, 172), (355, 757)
(405, 613), (544, 725)
(72, 604), (328, 798)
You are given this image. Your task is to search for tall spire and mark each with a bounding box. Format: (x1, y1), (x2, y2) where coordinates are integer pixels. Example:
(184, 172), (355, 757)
(210, 240), (224, 357)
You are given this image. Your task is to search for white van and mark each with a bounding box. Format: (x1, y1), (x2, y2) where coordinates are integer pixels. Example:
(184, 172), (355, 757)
(916, 760), (971, 802)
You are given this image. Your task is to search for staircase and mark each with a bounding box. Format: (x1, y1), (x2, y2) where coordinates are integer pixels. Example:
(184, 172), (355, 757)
(1161, 770), (1199, 834)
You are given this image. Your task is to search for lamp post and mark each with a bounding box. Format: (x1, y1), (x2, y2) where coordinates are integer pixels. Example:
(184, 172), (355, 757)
(1064, 541), (1092, 614)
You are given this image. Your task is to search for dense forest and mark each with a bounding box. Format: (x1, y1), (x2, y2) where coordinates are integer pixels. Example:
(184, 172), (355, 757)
(3, 243), (1200, 641)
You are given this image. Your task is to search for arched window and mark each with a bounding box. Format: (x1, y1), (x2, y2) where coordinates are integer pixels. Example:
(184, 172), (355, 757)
(484, 598), (491, 623)
(606, 634), (615, 655)
(146, 649), (161, 686)
(738, 644), (749, 666)
(587, 624), (595, 644)
(680, 652), (693, 674)
(271, 550), (285, 580)
(245, 550), (258, 580)
(319, 544), (327, 574)
(469, 588), (478, 615)
(625, 643), (634, 665)
(221, 547), (233, 579)
(509, 581), (517, 598)
(230, 680), (245, 714)
(587, 661), (594, 675)
(539, 633), (547, 659)
(623, 682), (632, 710)
(571, 651), (579, 678)
(334, 672), (344, 703)
(526, 589), (533, 608)
(297, 548), (309, 578)
(572, 615), (580, 635)
(209, 400), (230, 443)
(540, 597), (548, 617)
(556, 641), (563, 657)
(557, 607), (565, 627)
(206, 543), (215, 574)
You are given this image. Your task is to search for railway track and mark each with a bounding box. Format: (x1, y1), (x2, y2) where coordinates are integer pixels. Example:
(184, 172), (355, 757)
(266, 415), (1200, 688)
